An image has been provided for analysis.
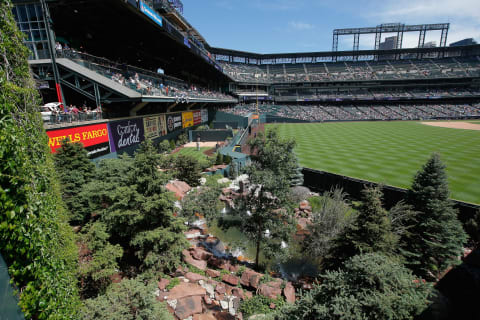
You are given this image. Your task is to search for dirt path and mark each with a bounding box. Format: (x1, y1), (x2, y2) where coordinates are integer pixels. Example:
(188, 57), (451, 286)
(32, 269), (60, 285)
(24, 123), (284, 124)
(421, 121), (480, 131)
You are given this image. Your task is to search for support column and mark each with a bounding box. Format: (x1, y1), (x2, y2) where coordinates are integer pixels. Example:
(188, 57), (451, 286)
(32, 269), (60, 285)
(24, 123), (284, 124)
(129, 102), (148, 116)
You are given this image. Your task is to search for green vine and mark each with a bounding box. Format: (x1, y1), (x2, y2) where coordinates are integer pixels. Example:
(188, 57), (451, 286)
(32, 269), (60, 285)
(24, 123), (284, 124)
(0, 1), (80, 318)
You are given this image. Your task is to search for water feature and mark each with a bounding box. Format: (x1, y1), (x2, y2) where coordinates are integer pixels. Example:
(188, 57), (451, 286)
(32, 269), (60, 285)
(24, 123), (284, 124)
(206, 217), (319, 280)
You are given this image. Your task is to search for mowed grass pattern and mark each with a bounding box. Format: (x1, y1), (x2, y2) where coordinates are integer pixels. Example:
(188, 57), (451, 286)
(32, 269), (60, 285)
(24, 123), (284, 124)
(273, 121), (480, 204)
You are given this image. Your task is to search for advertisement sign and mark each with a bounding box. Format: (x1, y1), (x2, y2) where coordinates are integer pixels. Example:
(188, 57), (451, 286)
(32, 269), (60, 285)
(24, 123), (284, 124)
(193, 110), (202, 125)
(46, 123), (110, 158)
(182, 111), (194, 128)
(166, 113), (182, 133)
(201, 109), (208, 124)
(139, 0), (163, 27)
(108, 118), (145, 152)
(144, 116), (159, 140)
(158, 114), (167, 136)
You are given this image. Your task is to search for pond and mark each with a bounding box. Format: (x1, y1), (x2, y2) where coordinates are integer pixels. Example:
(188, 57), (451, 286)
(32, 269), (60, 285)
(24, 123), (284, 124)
(206, 216), (318, 282)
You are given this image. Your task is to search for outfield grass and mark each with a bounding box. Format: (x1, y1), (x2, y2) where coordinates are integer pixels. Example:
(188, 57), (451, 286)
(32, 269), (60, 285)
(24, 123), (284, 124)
(174, 147), (212, 166)
(273, 121), (480, 204)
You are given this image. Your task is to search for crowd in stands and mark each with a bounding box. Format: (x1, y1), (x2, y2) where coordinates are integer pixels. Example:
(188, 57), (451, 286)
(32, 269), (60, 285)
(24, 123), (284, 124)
(221, 103), (480, 122)
(273, 87), (480, 102)
(57, 47), (234, 102)
(45, 104), (103, 125)
(219, 56), (480, 84)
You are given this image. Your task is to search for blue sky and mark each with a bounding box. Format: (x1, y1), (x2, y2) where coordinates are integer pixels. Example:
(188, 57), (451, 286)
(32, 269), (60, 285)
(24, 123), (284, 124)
(181, 0), (480, 53)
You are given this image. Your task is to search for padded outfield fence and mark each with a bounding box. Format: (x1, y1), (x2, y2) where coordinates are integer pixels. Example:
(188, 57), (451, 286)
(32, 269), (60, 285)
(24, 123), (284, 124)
(302, 168), (479, 224)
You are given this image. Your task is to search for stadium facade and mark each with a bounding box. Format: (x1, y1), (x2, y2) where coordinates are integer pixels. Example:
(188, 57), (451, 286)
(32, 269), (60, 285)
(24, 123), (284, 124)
(10, 0), (480, 157)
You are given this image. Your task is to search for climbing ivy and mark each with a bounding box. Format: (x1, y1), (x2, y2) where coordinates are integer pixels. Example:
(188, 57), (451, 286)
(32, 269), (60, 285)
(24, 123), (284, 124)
(0, 1), (80, 318)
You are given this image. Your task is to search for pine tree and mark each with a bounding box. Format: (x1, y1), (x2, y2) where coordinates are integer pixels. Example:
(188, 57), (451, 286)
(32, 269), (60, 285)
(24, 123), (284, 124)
(54, 140), (95, 224)
(324, 186), (397, 270)
(402, 153), (467, 280)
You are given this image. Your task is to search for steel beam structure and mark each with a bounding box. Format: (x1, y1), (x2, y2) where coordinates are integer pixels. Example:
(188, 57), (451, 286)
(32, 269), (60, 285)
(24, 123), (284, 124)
(332, 23), (449, 52)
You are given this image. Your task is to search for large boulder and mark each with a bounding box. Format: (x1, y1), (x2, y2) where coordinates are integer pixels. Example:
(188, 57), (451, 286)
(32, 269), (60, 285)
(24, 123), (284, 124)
(168, 282), (206, 300)
(215, 312), (236, 320)
(258, 284), (282, 300)
(175, 295), (203, 319)
(206, 269), (221, 278)
(158, 278), (170, 291)
(183, 249), (207, 270)
(190, 247), (213, 261)
(283, 282), (295, 304)
(193, 313), (216, 320)
(186, 272), (207, 282)
(240, 269), (263, 289)
(222, 274), (239, 286)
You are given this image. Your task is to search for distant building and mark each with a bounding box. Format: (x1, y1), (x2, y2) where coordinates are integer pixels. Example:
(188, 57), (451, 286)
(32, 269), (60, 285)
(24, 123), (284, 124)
(379, 36), (398, 50)
(450, 38), (477, 47)
(423, 41), (437, 48)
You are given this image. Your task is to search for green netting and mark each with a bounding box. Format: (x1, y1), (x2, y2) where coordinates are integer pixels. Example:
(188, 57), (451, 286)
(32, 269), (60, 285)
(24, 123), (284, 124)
(0, 254), (25, 320)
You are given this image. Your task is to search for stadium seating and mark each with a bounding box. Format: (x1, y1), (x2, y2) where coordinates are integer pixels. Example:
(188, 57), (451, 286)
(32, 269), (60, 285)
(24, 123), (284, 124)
(58, 49), (234, 101)
(219, 57), (480, 84)
(222, 103), (480, 122)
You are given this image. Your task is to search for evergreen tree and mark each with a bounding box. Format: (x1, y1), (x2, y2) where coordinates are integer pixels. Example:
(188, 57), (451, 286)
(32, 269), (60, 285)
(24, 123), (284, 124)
(323, 186), (397, 270)
(0, 1), (79, 317)
(54, 140), (95, 224)
(78, 222), (123, 297)
(173, 154), (202, 187)
(248, 128), (300, 185)
(402, 153), (467, 280)
(277, 253), (432, 320)
(215, 152), (224, 165)
(226, 168), (295, 267)
(98, 140), (188, 274)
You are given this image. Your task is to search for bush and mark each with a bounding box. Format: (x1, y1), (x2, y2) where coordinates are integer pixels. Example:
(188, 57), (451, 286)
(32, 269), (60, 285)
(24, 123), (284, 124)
(240, 295), (285, 318)
(277, 253), (432, 320)
(80, 278), (173, 320)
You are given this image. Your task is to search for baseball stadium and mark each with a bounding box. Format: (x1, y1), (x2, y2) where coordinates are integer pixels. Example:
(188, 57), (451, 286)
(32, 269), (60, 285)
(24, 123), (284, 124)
(12, 0), (478, 205)
(2, 0), (480, 319)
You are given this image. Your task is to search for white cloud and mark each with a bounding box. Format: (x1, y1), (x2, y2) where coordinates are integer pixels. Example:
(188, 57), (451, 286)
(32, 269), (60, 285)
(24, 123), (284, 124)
(370, 0), (480, 45)
(375, 0), (480, 21)
(288, 21), (315, 31)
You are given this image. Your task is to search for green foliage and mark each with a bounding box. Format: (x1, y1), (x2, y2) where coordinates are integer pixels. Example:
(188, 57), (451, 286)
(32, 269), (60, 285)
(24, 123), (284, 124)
(323, 187), (397, 270)
(302, 189), (355, 262)
(176, 131), (188, 146)
(277, 253), (432, 320)
(249, 128), (301, 186)
(181, 186), (222, 224)
(224, 154), (232, 164)
(0, 1), (80, 318)
(185, 264), (207, 277)
(80, 278), (173, 320)
(236, 265), (247, 277)
(240, 294), (285, 318)
(215, 152), (224, 165)
(220, 269), (231, 276)
(402, 153), (467, 280)
(226, 169), (296, 267)
(165, 278), (180, 291)
(77, 141), (188, 275)
(54, 141), (95, 224)
(157, 139), (171, 153)
(172, 154), (202, 187)
(169, 139), (176, 150)
(465, 210), (480, 247)
(79, 222), (123, 297)
(259, 273), (275, 285)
